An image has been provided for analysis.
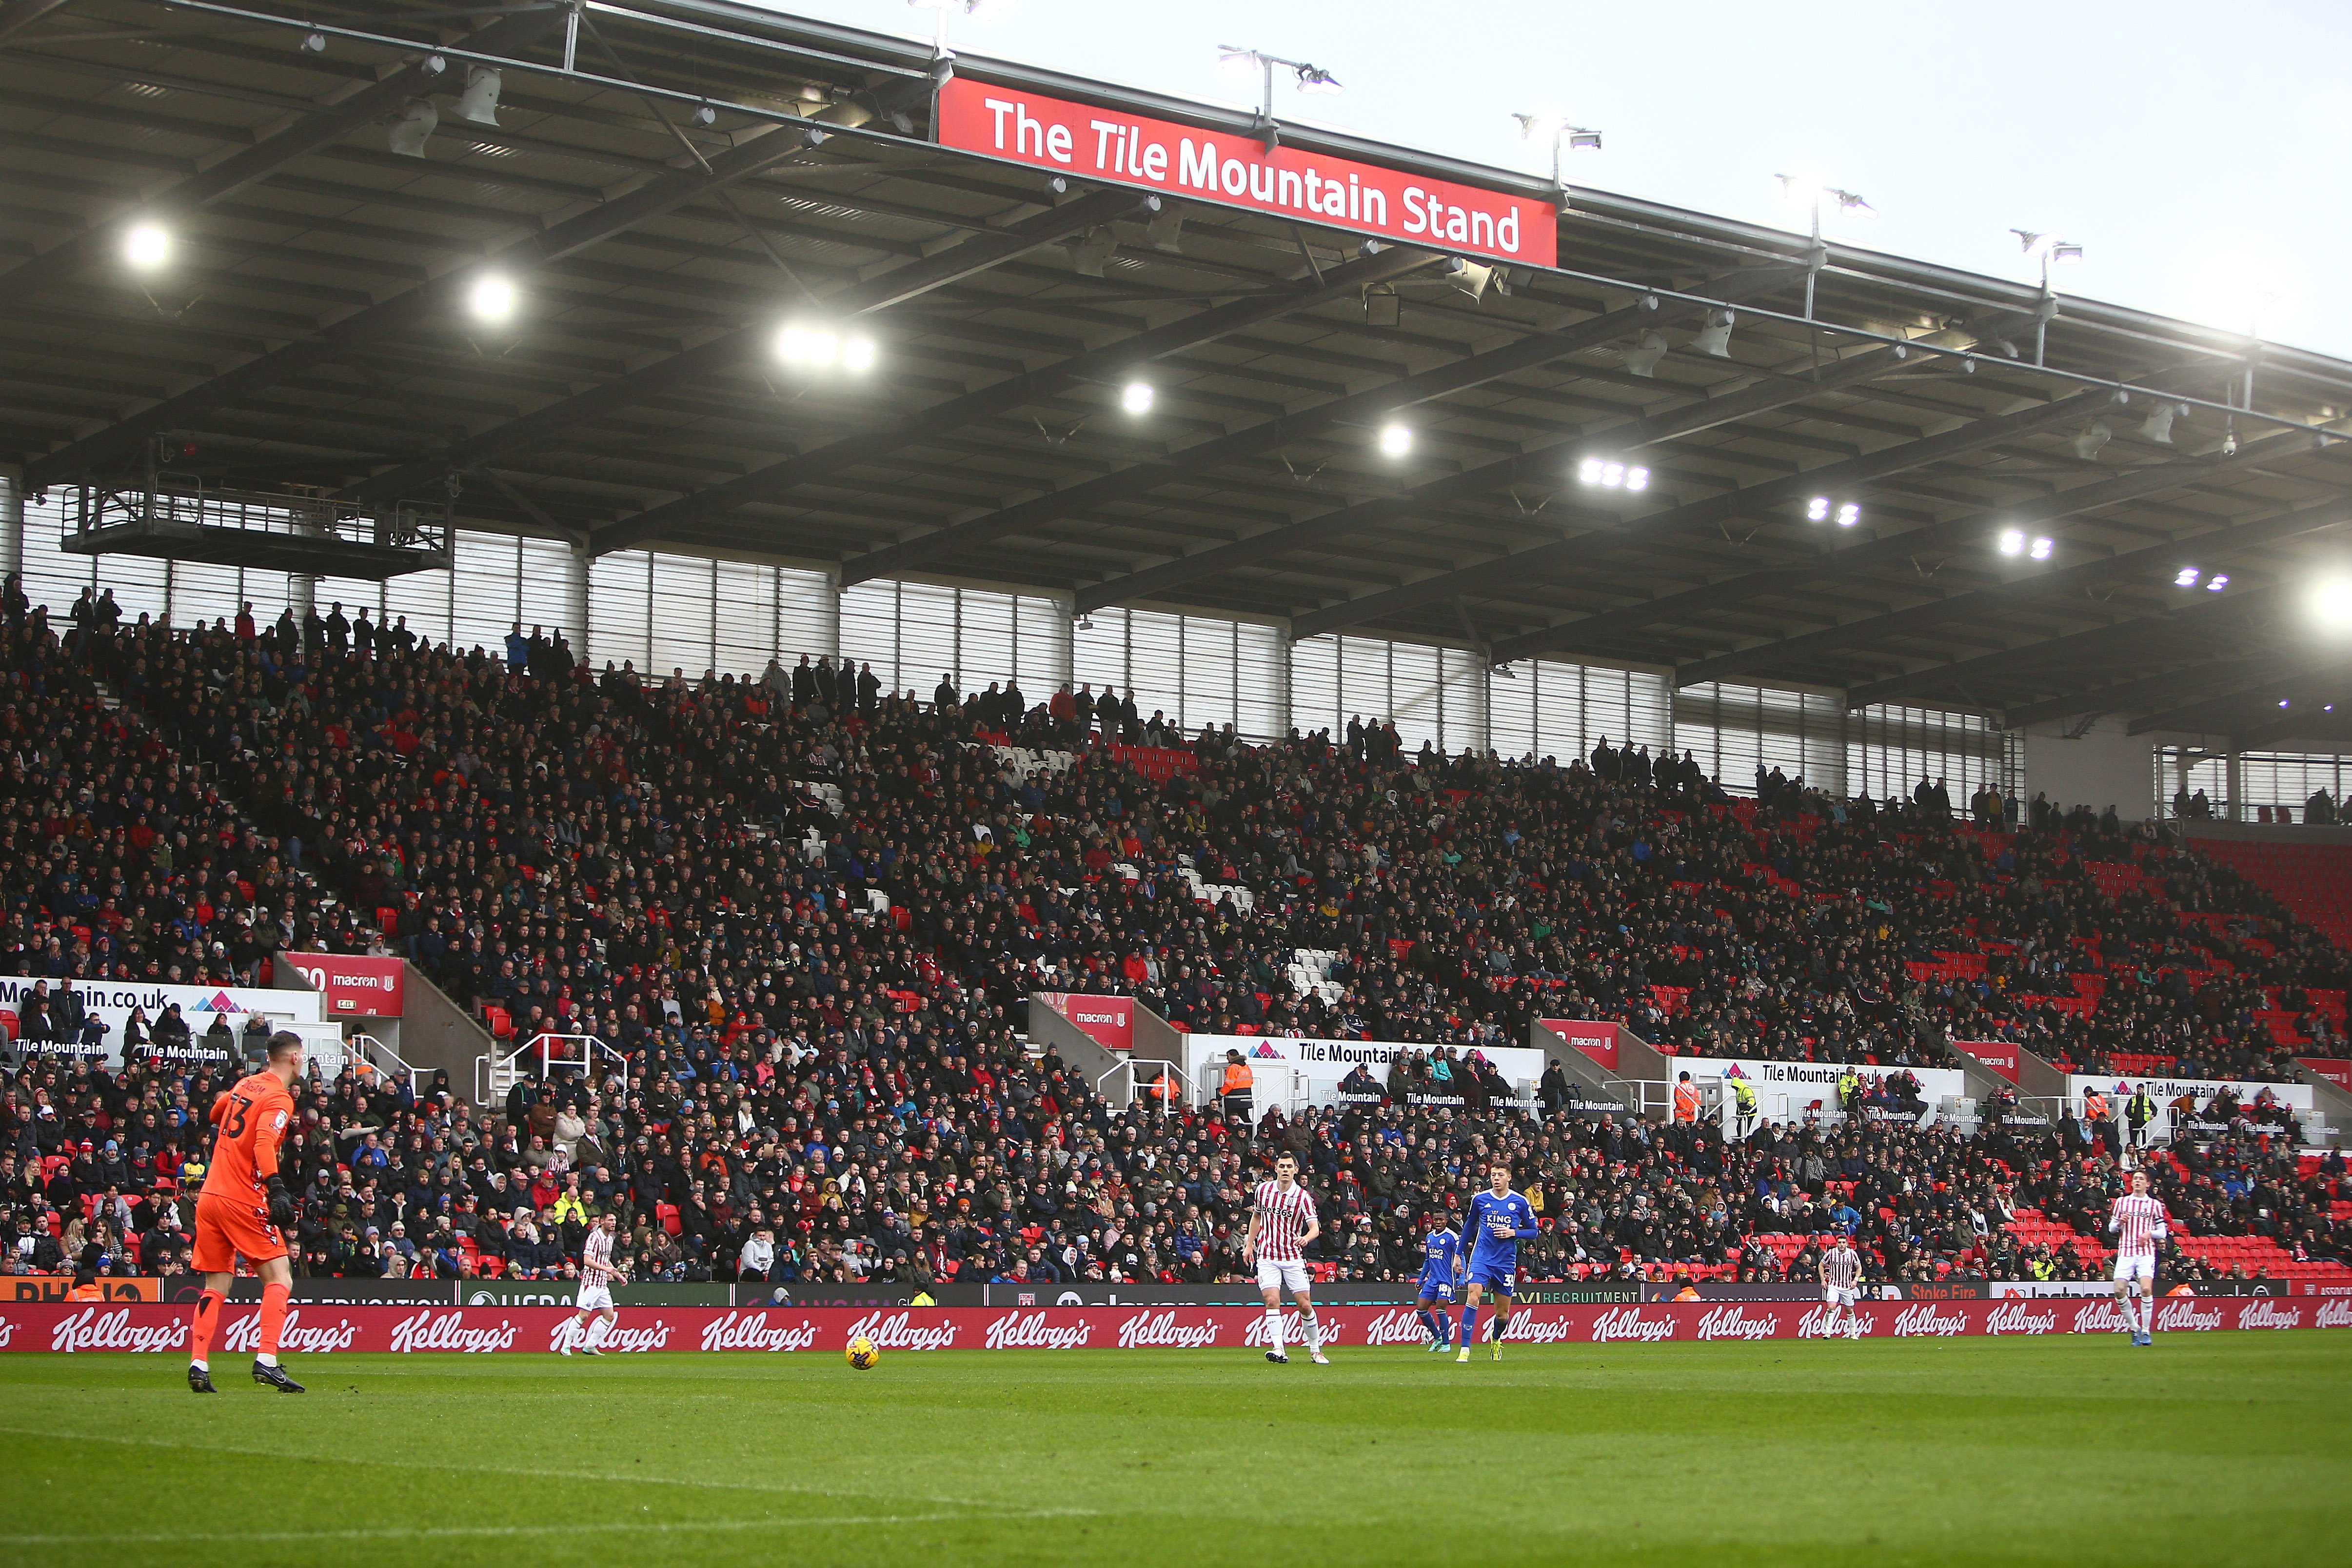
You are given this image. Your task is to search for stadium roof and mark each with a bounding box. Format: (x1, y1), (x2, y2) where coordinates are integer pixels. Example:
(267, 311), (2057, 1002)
(5, 0), (2352, 745)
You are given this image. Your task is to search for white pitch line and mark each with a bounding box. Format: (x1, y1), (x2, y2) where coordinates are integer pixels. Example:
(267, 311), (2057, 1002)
(0, 1424), (1079, 1515)
(0, 1508), (1088, 1548)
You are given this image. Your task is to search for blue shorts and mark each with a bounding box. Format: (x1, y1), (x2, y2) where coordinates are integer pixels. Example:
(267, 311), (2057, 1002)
(1416, 1278), (1456, 1304)
(1466, 1257), (1517, 1294)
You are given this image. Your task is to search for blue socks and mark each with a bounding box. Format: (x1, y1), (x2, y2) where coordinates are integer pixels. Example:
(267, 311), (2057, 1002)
(1461, 1306), (1480, 1346)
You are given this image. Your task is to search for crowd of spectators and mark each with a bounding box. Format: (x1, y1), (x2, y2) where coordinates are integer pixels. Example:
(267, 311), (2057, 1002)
(1, 585), (2347, 1292)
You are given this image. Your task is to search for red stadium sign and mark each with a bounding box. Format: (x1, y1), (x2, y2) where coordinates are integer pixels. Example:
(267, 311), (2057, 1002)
(2300, 1057), (2351, 1092)
(1954, 1038), (2020, 1083)
(1540, 1019), (1619, 1072)
(1036, 992), (1135, 1052)
(935, 77), (1557, 268)
(274, 953), (406, 1017)
(12, 1298), (2339, 1355)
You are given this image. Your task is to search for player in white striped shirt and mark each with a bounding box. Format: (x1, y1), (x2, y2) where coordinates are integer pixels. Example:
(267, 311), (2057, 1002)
(2107, 1169), (2169, 1347)
(561, 1212), (623, 1356)
(1246, 1152), (1327, 1364)
(1816, 1233), (1863, 1340)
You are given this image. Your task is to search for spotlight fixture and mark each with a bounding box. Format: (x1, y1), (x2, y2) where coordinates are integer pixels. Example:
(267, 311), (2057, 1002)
(2139, 402), (2183, 445)
(2029, 536), (2055, 561)
(1998, 529), (2027, 557)
(2309, 577), (2352, 633)
(468, 274), (515, 323)
(1510, 113), (1603, 197)
(2280, 699), (2291, 709)
(692, 103), (717, 127)
(300, 30), (326, 53)
(1688, 310), (1735, 358)
(2206, 575), (2229, 591)
(388, 97), (437, 158)
(776, 324), (877, 371)
(1578, 457), (1649, 491)
(1145, 206), (1184, 254)
(2175, 567), (2202, 587)
(1621, 329), (1668, 378)
(123, 223), (170, 270)
(1120, 380), (1154, 415)
(1836, 502), (1859, 527)
(455, 64), (502, 126)
(1435, 258), (1495, 302)
(1378, 422), (1411, 457)
(1364, 285), (1400, 327)
(421, 53), (446, 77)
(2071, 420), (2113, 460)
(1808, 496), (1830, 521)
(1292, 63), (1342, 94)
(1071, 227), (1117, 277)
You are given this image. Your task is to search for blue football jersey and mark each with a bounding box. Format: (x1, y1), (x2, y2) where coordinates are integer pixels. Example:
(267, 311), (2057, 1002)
(1419, 1226), (1462, 1283)
(1465, 1189), (1537, 1264)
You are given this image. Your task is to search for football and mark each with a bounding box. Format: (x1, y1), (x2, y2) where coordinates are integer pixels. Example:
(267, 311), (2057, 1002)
(845, 1335), (879, 1370)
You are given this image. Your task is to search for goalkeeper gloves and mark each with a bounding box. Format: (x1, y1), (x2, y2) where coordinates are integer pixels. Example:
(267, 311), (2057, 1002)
(265, 1175), (297, 1230)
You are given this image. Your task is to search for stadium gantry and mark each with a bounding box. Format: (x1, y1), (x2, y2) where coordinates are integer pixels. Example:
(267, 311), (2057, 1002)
(3, 0), (2352, 754)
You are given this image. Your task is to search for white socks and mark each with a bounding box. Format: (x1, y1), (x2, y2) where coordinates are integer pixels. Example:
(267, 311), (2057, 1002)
(1264, 1308), (1285, 1355)
(585, 1316), (612, 1349)
(1300, 1310), (1321, 1353)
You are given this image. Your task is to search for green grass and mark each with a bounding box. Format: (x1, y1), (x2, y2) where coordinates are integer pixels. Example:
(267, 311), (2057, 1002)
(1, 1334), (2346, 1567)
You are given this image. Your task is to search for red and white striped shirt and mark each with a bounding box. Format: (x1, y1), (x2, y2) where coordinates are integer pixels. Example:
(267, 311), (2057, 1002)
(1251, 1179), (1318, 1264)
(581, 1225), (620, 1288)
(1821, 1245), (1861, 1290)
(2108, 1192), (2168, 1258)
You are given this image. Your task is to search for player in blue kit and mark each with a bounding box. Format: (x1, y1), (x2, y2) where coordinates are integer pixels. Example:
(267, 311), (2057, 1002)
(1457, 1161), (1537, 1363)
(1414, 1213), (1463, 1351)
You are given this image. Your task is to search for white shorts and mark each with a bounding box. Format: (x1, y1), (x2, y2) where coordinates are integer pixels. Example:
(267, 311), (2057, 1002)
(1256, 1256), (1310, 1294)
(2112, 1254), (2154, 1285)
(576, 1283), (615, 1313)
(1823, 1287), (1858, 1308)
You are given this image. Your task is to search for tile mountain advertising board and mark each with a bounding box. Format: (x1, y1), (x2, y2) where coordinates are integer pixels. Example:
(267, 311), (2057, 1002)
(935, 76), (1557, 268)
(0, 976), (320, 1068)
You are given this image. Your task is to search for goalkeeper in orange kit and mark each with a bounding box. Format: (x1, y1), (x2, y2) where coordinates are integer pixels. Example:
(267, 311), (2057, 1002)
(186, 1030), (307, 1393)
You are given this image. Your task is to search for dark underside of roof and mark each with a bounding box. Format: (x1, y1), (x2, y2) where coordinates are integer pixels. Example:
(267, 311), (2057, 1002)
(4, 0), (2352, 747)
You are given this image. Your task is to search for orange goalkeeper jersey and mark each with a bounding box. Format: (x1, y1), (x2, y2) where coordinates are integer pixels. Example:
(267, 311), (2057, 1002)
(199, 1071), (296, 1200)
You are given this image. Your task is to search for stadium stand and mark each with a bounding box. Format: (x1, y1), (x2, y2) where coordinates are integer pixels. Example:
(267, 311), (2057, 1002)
(3, 600), (2348, 1293)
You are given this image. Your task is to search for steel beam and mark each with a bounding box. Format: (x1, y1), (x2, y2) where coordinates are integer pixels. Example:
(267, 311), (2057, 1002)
(589, 241), (1445, 556)
(0, 6), (568, 305)
(1288, 360), (2105, 642)
(2127, 655), (2352, 734)
(341, 185), (1142, 510)
(1673, 486), (2352, 689)
(25, 114), (859, 488)
(876, 265), (1795, 597)
(0, 0), (71, 45)
(1854, 584), (2282, 712)
(1492, 409), (2268, 666)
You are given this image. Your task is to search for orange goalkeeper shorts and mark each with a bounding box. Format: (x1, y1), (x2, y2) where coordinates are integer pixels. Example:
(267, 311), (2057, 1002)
(192, 1191), (288, 1273)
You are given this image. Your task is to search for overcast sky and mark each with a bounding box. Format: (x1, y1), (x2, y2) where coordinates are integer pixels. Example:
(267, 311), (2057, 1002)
(750, 0), (2352, 362)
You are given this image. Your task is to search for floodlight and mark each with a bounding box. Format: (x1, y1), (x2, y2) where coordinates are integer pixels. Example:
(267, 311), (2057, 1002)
(1836, 503), (1859, 527)
(468, 274), (515, 323)
(1072, 227), (1117, 278)
(1580, 458), (1603, 484)
(2140, 403), (2180, 445)
(1998, 529), (2024, 556)
(1807, 496), (1830, 522)
(1293, 64), (1342, 94)
(2206, 575), (2229, 591)
(1689, 310), (1735, 358)
(2072, 421), (2113, 460)
(842, 336), (878, 372)
(123, 223), (170, 270)
(2029, 536), (2054, 560)
(1217, 47), (1259, 80)
(1121, 381), (1154, 415)
(1580, 459), (1647, 491)
(455, 65), (502, 126)
(1378, 423), (1411, 457)
(2175, 567), (2201, 587)
(388, 98), (437, 158)
(777, 325), (840, 366)
(2309, 577), (2352, 633)
(300, 30), (326, 52)
(1364, 285), (1400, 327)
(1146, 206), (1184, 254)
(1621, 329), (1668, 378)
(1625, 466), (1649, 492)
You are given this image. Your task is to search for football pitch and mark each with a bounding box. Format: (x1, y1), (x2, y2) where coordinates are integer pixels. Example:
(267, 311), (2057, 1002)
(1, 1334), (2346, 1567)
